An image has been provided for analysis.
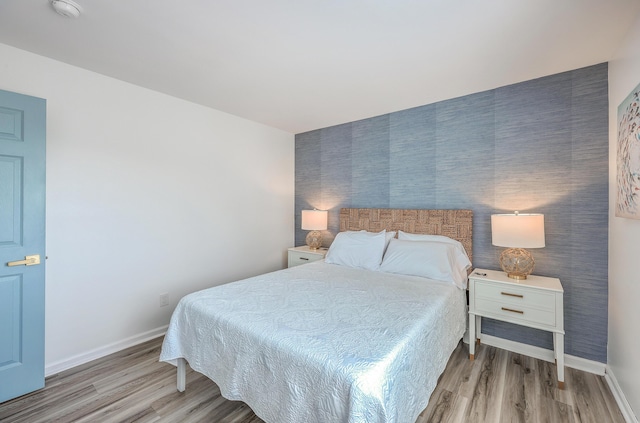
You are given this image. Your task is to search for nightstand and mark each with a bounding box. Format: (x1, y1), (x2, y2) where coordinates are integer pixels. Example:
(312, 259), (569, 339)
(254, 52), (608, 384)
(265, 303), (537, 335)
(468, 268), (565, 389)
(287, 246), (327, 268)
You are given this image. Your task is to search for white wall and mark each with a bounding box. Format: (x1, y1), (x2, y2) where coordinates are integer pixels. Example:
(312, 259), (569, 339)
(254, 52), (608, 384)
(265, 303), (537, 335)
(608, 14), (640, 421)
(0, 43), (295, 370)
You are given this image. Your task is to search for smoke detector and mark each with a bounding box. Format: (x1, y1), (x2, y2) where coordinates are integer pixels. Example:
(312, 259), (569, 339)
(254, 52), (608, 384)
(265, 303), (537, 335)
(50, 0), (82, 18)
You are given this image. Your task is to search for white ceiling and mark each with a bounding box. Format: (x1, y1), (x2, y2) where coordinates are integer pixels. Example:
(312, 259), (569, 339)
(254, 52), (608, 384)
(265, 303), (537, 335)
(1, 1), (639, 134)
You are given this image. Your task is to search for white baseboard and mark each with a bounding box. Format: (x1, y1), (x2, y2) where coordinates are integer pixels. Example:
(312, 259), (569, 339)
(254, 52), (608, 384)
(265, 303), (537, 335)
(478, 334), (606, 375)
(605, 365), (639, 423)
(45, 325), (168, 377)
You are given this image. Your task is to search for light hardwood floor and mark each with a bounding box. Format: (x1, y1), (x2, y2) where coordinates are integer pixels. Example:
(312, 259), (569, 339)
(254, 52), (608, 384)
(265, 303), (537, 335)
(0, 337), (625, 423)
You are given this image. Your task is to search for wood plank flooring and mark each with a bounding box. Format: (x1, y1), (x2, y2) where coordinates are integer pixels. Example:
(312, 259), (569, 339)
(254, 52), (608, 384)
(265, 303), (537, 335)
(0, 337), (625, 423)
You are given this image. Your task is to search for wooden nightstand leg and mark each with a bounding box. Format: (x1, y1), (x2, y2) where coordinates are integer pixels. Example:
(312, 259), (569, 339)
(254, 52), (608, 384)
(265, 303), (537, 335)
(558, 381), (564, 390)
(469, 353), (474, 361)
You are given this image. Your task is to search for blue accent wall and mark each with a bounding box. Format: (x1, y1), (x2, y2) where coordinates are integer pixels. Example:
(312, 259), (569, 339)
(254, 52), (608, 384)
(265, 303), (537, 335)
(295, 63), (609, 362)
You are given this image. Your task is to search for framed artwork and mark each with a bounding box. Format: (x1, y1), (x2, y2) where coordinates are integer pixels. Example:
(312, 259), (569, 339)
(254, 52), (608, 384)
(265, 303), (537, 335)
(616, 82), (640, 219)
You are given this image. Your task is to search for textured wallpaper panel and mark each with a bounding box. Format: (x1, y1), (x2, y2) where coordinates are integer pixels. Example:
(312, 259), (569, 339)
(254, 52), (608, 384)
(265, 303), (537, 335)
(294, 63), (609, 362)
(352, 115), (390, 208)
(565, 65), (609, 358)
(389, 104), (437, 208)
(435, 92), (496, 267)
(294, 129), (321, 247)
(321, 124), (353, 245)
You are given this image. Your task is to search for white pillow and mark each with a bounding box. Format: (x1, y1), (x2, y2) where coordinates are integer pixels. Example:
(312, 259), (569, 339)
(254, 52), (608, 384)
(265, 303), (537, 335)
(325, 230), (387, 271)
(379, 239), (471, 288)
(397, 230), (470, 266)
(358, 230), (395, 249)
(384, 230), (396, 252)
(398, 230), (464, 246)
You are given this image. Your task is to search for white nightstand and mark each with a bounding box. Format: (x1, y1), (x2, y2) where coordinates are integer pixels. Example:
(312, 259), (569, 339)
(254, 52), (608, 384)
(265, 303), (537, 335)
(468, 268), (565, 389)
(287, 246), (327, 268)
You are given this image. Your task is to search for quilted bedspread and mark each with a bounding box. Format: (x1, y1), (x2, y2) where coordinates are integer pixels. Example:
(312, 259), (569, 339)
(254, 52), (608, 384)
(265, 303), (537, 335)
(159, 261), (466, 423)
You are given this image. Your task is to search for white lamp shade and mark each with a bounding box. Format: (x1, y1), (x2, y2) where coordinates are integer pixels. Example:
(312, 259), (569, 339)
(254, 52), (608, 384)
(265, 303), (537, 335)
(301, 210), (328, 231)
(491, 213), (545, 248)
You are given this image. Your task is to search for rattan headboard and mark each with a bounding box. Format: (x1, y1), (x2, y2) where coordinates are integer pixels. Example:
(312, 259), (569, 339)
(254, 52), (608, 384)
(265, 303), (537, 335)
(339, 208), (473, 263)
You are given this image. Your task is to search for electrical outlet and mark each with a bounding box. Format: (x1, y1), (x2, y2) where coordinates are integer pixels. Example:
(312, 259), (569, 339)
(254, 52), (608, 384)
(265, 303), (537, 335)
(159, 293), (169, 307)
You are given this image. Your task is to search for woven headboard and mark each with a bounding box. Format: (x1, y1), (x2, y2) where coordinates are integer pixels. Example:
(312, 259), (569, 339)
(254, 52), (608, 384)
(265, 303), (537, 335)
(339, 208), (473, 263)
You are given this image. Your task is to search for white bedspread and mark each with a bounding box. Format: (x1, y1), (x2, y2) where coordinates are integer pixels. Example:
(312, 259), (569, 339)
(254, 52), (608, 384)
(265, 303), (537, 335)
(160, 261), (466, 423)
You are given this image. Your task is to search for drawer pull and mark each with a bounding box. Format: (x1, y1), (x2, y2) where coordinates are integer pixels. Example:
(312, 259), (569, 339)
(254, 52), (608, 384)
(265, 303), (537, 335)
(299, 257), (309, 261)
(501, 292), (524, 298)
(501, 307), (524, 314)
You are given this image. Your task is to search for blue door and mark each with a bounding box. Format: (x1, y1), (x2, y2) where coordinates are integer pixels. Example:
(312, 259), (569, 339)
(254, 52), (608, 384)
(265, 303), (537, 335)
(0, 89), (46, 403)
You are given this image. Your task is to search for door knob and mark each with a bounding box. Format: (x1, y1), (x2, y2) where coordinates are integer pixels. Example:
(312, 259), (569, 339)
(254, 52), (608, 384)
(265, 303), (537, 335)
(7, 255), (41, 267)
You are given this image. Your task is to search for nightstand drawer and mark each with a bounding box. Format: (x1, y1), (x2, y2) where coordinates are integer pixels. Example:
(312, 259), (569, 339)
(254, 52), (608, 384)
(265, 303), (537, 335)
(287, 247), (327, 268)
(474, 297), (556, 327)
(474, 281), (555, 311)
(289, 252), (322, 266)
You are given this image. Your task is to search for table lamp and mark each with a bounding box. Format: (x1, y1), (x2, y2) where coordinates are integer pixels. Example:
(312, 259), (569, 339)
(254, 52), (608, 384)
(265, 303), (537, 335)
(301, 209), (328, 250)
(491, 212), (545, 280)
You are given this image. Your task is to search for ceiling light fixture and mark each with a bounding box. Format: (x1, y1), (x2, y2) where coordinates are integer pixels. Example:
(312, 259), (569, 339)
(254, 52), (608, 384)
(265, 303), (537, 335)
(50, 0), (82, 18)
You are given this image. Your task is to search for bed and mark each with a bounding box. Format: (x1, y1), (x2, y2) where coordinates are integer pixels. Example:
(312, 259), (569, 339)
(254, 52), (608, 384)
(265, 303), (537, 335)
(160, 208), (473, 423)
